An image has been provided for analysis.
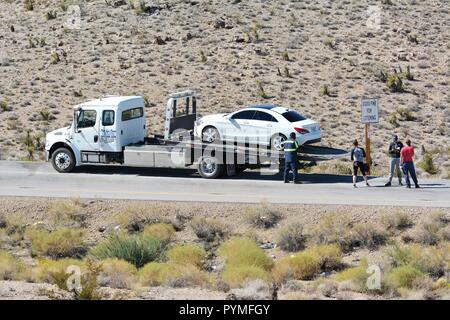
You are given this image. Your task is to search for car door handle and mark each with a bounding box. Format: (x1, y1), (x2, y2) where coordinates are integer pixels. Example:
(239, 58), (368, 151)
(94, 135), (98, 143)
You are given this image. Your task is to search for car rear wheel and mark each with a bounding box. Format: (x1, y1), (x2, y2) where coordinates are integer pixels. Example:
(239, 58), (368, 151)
(202, 126), (220, 143)
(271, 134), (287, 151)
(51, 147), (75, 173)
(197, 156), (224, 179)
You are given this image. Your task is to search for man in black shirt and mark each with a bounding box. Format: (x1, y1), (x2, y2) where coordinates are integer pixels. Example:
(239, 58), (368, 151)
(385, 135), (404, 186)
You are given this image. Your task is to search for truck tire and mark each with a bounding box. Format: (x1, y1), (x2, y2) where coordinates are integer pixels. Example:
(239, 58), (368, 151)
(51, 147), (75, 173)
(197, 156), (224, 179)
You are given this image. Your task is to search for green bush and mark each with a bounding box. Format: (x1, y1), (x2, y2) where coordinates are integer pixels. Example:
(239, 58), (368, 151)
(310, 214), (357, 252)
(418, 153), (438, 174)
(221, 265), (268, 287)
(26, 227), (86, 259)
(166, 244), (206, 267)
(0, 100), (8, 112)
(139, 262), (209, 287)
(142, 223), (175, 242)
(24, 0), (34, 11)
(0, 250), (23, 280)
(217, 237), (273, 270)
(386, 266), (423, 289)
(90, 233), (166, 268)
(97, 258), (137, 289)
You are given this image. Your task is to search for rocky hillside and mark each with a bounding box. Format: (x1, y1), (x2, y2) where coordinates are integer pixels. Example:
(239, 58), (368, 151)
(0, 0), (449, 176)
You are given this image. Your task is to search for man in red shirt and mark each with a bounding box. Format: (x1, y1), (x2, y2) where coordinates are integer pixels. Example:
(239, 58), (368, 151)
(400, 139), (420, 188)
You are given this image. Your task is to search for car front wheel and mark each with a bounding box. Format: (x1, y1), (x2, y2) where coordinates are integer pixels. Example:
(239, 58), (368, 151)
(202, 126), (220, 143)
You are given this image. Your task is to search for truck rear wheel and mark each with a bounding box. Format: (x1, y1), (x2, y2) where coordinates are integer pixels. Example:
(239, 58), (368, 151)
(51, 147), (75, 173)
(197, 156), (224, 179)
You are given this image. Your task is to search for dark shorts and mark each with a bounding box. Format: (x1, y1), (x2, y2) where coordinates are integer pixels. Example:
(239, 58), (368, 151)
(353, 161), (366, 176)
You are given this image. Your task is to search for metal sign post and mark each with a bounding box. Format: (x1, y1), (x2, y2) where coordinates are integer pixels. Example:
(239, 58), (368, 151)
(361, 97), (379, 175)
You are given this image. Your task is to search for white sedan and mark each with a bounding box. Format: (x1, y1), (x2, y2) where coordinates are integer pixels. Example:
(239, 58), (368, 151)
(194, 105), (321, 150)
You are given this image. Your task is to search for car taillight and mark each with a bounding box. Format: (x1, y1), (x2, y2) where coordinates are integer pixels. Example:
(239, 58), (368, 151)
(294, 127), (309, 134)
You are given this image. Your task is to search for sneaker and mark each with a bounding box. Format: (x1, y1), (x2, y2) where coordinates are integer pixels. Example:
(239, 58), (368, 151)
(385, 182), (391, 187)
(415, 184), (420, 188)
(366, 183), (370, 187)
(406, 184), (411, 189)
(353, 184), (357, 188)
(284, 181), (289, 184)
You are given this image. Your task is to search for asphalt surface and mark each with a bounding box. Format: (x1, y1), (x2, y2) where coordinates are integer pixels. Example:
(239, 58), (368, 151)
(0, 161), (449, 207)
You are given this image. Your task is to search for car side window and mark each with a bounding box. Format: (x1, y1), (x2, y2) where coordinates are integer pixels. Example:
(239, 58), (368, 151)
(102, 110), (115, 126)
(77, 110), (97, 128)
(253, 111), (278, 122)
(231, 110), (255, 120)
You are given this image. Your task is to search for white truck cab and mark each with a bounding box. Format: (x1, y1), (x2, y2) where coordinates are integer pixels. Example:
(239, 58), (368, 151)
(45, 95), (146, 172)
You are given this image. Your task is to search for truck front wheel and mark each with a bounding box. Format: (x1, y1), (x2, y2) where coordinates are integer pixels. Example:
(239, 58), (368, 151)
(51, 147), (75, 173)
(197, 156), (224, 179)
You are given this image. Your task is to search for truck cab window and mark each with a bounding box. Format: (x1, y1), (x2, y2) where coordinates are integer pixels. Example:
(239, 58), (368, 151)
(102, 110), (115, 126)
(122, 107), (143, 121)
(77, 110), (97, 128)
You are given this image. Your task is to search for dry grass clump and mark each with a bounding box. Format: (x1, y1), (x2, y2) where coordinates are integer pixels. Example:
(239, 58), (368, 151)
(385, 265), (424, 289)
(405, 212), (449, 245)
(381, 211), (414, 232)
(48, 199), (88, 227)
(309, 214), (356, 252)
(113, 204), (165, 233)
(166, 244), (206, 267)
(0, 250), (24, 280)
(90, 233), (167, 268)
(352, 222), (389, 250)
(29, 258), (85, 284)
(142, 223), (175, 243)
(97, 258), (137, 289)
(217, 237), (273, 287)
(272, 244), (342, 283)
(277, 222), (306, 252)
(243, 203), (282, 229)
(190, 217), (228, 242)
(332, 258), (370, 293)
(139, 262), (210, 288)
(26, 227), (86, 259)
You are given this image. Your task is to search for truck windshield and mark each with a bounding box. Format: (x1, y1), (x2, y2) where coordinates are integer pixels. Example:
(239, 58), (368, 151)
(282, 111), (306, 122)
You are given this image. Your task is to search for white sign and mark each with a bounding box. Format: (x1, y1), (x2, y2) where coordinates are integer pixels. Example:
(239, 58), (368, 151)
(361, 98), (379, 123)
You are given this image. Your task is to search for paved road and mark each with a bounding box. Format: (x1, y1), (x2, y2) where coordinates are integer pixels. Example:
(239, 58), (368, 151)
(0, 161), (448, 207)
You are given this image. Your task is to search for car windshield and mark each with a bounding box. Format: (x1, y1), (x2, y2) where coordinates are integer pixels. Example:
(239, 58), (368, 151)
(282, 110), (306, 122)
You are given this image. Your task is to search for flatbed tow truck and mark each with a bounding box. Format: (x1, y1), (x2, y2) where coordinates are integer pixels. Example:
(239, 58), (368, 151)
(45, 91), (348, 178)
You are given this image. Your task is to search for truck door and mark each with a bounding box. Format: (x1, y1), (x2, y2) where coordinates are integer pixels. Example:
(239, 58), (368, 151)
(73, 109), (99, 151)
(99, 109), (118, 152)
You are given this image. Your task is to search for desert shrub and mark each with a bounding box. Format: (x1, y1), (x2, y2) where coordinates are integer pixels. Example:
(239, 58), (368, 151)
(352, 222), (388, 249)
(316, 279), (339, 297)
(281, 49), (290, 61)
(381, 212), (414, 231)
(408, 213), (448, 245)
(50, 52), (60, 64)
(24, 0), (34, 11)
(244, 204), (282, 229)
(388, 112), (399, 127)
(48, 200), (87, 226)
(30, 258), (85, 284)
(256, 81), (268, 99)
(114, 204), (164, 233)
(324, 37), (334, 49)
(217, 237), (274, 270)
(0, 250), (23, 280)
(387, 244), (448, 278)
(166, 244), (206, 267)
(97, 258), (137, 289)
(386, 266), (424, 289)
(142, 223), (175, 242)
(190, 217), (228, 242)
(277, 222), (306, 252)
(139, 262), (209, 287)
(273, 244), (342, 283)
(309, 214), (356, 252)
(200, 50), (207, 63)
(221, 265), (268, 287)
(90, 233), (166, 268)
(0, 100), (8, 112)
(26, 227), (86, 259)
(387, 75), (405, 92)
(332, 258), (370, 292)
(319, 85), (331, 96)
(396, 107), (414, 121)
(418, 153), (438, 174)
(45, 10), (57, 20)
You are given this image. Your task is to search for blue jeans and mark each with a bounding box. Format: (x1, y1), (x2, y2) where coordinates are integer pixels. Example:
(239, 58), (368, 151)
(388, 158), (402, 183)
(284, 161), (298, 182)
(402, 161), (418, 186)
